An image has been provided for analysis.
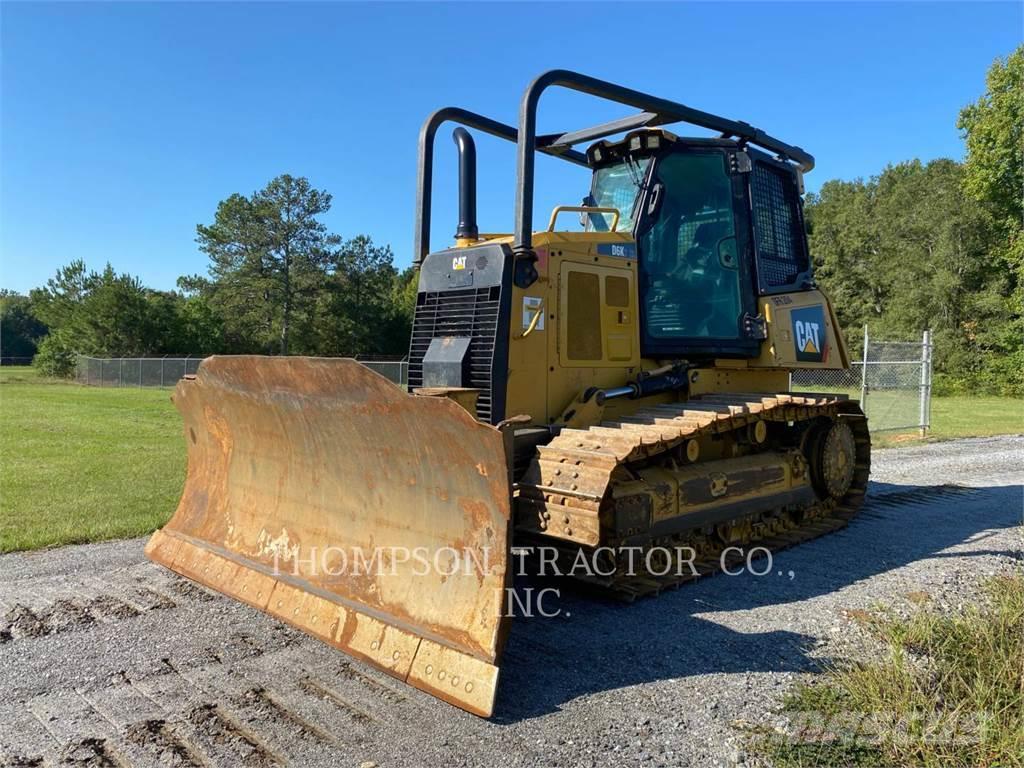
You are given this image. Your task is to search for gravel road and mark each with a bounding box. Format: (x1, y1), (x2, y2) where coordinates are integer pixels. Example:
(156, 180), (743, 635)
(2, 436), (1021, 768)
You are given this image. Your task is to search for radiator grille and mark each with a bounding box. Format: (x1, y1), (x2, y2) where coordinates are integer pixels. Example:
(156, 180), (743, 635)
(751, 162), (810, 289)
(408, 285), (502, 423)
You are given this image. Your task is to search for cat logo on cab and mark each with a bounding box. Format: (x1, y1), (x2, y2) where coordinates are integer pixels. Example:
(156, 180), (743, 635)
(452, 255), (467, 270)
(791, 305), (827, 363)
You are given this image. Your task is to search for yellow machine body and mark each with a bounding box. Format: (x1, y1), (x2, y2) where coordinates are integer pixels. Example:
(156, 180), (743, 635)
(477, 229), (849, 427)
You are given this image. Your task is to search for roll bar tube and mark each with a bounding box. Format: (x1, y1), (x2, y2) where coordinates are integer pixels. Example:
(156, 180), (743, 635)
(413, 72), (814, 266)
(513, 69), (815, 256)
(413, 107), (588, 265)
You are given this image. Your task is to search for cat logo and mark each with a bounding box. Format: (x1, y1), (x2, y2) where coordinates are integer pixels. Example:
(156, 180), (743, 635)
(452, 255), (467, 271)
(797, 322), (820, 354)
(791, 305), (827, 363)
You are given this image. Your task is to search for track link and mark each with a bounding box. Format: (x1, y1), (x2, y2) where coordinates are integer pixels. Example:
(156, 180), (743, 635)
(515, 392), (871, 599)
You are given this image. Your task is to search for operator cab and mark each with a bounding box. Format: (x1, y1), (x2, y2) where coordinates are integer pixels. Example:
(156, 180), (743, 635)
(583, 129), (813, 359)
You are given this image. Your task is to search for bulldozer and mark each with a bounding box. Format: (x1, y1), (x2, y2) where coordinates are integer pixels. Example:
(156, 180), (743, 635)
(146, 70), (870, 717)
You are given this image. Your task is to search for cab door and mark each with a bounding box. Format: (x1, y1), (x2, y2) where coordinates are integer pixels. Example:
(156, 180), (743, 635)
(635, 146), (759, 359)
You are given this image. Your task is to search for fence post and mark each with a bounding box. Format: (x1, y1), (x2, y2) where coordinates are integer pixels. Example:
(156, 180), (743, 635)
(859, 324), (869, 411)
(139, 357), (143, 387)
(927, 330), (934, 431)
(919, 329), (932, 437)
(161, 356), (165, 387)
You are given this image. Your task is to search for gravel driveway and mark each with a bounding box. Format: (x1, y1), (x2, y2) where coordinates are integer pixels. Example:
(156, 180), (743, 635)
(1, 436), (1021, 767)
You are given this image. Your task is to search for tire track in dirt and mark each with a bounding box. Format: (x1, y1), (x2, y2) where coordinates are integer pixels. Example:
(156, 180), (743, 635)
(122, 719), (210, 768)
(55, 736), (127, 767)
(0, 568), (213, 644)
(237, 687), (342, 747)
(185, 703), (280, 767)
(297, 675), (376, 726)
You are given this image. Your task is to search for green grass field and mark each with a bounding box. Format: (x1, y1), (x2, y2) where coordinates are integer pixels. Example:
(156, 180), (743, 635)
(792, 384), (1024, 447)
(928, 395), (1024, 440)
(872, 393), (1024, 447)
(0, 366), (1021, 553)
(0, 367), (184, 552)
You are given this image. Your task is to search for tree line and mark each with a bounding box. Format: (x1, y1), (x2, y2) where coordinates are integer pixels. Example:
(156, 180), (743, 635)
(807, 47), (1021, 394)
(8, 174), (418, 377)
(3, 47), (1020, 394)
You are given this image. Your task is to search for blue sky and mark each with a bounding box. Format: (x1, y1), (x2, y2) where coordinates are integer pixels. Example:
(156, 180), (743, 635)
(1, 2), (1020, 294)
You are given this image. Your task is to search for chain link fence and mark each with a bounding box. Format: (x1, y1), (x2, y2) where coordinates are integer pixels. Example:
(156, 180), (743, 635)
(76, 356), (205, 387)
(75, 354), (409, 388)
(792, 327), (933, 434)
(354, 356), (408, 386)
(75, 333), (932, 436)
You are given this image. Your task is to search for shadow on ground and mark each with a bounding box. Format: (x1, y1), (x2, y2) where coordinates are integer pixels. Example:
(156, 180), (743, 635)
(494, 481), (1023, 722)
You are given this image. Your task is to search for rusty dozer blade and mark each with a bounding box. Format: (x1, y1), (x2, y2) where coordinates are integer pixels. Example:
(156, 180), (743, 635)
(146, 356), (512, 716)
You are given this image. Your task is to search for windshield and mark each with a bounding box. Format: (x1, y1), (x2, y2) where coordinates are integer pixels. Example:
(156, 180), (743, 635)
(587, 158), (651, 232)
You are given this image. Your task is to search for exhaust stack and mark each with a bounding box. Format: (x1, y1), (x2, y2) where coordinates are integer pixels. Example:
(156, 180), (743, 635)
(452, 127), (478, 241)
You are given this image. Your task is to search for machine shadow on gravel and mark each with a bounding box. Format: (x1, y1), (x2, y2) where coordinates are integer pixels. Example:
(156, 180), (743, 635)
(494, 481), (1023, 722)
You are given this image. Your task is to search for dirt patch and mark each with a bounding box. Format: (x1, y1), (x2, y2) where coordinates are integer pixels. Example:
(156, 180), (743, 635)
(57, 737), (123, 767)
(886, 432), (925, 444)
(39, 599), (98, 634)
(228, 633), (267, 660)
(123, 719), (205, 768)
(298, 676), (374, 725)
(133, 586), (176, 610)
(332, 661), (406, 703)
(168, 580), (216, 603)
(1, 596), (148, 641)
(186, 703), (277, 767)
(840, 607), (875, 626)
(238, 687), (340, 745)
(3, 604), (46, 639)
(87, 595), (140, 621)
(2, 754), (44, 768)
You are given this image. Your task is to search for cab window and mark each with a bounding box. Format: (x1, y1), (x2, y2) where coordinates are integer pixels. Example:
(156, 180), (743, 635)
(587, 158), (650, 232)
(639, 152), (742, 340)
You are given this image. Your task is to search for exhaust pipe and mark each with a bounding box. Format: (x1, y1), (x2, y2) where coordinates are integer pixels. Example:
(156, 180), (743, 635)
(452, 128), (478, 240)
